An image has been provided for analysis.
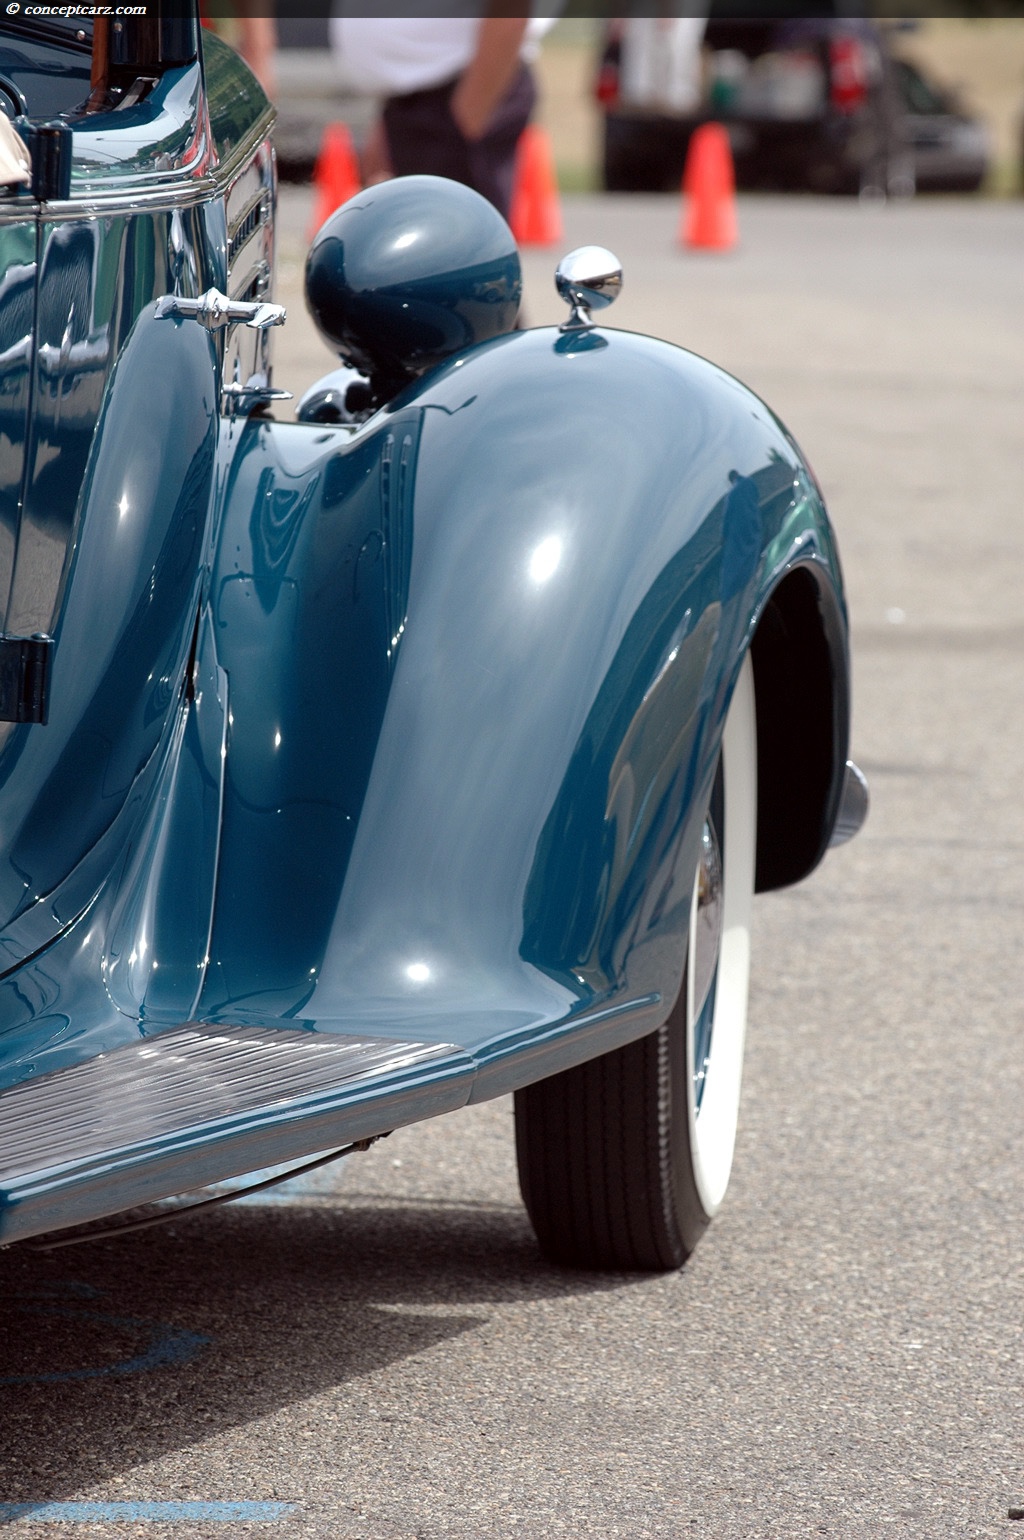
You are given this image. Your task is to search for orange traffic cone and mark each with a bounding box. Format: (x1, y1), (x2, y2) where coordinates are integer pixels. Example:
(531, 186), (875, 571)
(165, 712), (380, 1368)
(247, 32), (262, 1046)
(509, 125), (563, 246)
(308, 123), (362, 241)
(680, 123), (737, 251)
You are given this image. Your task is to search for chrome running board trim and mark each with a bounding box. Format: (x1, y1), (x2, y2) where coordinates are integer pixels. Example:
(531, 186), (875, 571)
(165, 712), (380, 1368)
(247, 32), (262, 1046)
(0, 1024), (473, 1244)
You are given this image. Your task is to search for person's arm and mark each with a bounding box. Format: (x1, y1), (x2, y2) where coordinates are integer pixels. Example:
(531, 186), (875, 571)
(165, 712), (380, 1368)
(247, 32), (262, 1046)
(449, 15), (530, 141)
(236, 10), (277, 98)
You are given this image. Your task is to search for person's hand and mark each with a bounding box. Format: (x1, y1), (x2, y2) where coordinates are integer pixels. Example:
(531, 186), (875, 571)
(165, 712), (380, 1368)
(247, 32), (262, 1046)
(361, 117), (393, 185)
(449, 15), (529, 142)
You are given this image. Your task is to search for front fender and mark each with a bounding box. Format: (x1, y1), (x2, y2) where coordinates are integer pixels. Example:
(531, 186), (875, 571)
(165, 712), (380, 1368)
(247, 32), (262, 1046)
(191, 324), (847, 1085)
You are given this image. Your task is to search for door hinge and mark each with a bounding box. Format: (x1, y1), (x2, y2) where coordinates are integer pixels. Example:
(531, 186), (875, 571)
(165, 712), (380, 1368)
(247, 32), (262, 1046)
(17, 120), (72, 202)
(0, 635), (54, 724)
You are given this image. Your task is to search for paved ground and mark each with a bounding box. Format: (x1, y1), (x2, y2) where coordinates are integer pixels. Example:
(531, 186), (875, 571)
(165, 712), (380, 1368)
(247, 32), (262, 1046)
(1, 193), (1022, 1539)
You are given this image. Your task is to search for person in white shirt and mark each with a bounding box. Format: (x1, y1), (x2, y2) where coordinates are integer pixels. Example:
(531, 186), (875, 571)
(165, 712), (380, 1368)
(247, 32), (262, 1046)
(331, 11), (555, 219)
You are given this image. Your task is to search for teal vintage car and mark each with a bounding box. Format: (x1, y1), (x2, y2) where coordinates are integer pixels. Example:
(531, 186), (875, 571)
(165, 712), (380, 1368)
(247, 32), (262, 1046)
(0, 8), (865, 1271)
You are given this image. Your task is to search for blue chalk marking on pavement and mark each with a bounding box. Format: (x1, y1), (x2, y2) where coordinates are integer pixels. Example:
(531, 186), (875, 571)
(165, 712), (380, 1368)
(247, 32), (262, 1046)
(0, 1502), (298, 1523)
(0, 1304), (210, 1386)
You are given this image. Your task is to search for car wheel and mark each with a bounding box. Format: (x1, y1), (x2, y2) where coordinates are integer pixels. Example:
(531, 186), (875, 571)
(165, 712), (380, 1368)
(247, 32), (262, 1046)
(514, 653), (757, 1270)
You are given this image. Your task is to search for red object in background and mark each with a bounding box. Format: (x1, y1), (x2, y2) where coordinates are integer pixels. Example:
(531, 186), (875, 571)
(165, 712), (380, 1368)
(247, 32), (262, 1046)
(829, 37), (868, 114)
(509, 125), (563, 246)
(680, 122), (738, 251)
(594, 60), (619, 107)
(308, 123), (362, 242)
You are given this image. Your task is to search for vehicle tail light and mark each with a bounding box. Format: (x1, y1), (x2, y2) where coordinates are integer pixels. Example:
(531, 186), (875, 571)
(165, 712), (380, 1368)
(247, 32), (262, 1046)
(595, 60), (619, 107)
(829, 37), (868, 113)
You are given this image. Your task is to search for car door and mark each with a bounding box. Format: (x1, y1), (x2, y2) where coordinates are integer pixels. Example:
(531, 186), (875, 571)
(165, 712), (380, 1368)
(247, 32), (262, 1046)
(0, 15), (223, 954)
(0, 183), (35, 645)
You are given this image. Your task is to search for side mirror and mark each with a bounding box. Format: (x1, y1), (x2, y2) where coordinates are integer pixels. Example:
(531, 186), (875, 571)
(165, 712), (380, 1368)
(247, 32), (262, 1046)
(555, 246), (623, 331)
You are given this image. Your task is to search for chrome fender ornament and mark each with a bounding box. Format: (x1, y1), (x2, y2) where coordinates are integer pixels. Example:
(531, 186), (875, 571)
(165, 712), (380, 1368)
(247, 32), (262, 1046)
(555, 247), (623, 331)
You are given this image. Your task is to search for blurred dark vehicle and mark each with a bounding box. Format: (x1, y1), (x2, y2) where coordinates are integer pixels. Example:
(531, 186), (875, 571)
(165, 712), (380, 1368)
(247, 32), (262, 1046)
(274, 14), (373, 181)
(599, 16), (912, 197)
(892, 56), (990, 193)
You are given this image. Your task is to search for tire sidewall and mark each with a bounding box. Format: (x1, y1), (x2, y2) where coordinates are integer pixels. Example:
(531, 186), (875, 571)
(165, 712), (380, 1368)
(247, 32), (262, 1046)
(668, 652), (757, 1236)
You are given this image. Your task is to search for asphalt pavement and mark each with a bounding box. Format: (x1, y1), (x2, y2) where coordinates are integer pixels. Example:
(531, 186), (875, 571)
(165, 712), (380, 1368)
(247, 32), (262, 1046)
(1, 191), (1022, 1539)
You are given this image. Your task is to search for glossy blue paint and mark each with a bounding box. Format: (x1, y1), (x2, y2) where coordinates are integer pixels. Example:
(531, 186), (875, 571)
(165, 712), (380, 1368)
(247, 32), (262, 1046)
(0, 307), (216, 939)
(305, 175), (522, 386)
(0, 22), (273, 978)
(202, 31), (273, 173)
(68, 63), (207, 185)
(0, 8), (858, 1245)
(0, 315), (848, 1241)
(0, 214), (34, 630)
(190, 323), (842, 1087)
(103, 607), (228, 1021)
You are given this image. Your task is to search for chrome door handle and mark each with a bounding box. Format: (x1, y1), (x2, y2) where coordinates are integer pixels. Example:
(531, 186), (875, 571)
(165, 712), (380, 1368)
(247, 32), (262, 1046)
(156, 289), (286, 332)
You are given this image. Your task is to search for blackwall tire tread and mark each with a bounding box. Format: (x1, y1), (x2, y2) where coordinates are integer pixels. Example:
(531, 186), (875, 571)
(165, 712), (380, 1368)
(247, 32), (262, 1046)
(515, 1032), (686, 1272)
(514, 654), (757, 1274)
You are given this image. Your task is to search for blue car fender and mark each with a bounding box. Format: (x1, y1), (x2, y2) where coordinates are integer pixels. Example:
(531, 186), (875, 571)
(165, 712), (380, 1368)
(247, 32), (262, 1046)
(190, 321), (848, 1093)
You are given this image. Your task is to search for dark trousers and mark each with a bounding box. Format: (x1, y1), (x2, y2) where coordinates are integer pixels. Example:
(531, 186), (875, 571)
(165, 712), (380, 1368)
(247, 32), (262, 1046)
(382, 62), (536, 221)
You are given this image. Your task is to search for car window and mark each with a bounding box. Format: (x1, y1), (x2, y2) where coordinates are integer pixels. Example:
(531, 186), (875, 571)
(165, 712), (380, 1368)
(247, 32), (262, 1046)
(0, 21), (92, 119)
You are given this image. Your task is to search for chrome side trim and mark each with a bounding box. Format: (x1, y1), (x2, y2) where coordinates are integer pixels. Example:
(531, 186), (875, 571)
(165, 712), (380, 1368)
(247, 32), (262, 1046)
(829, 760), (869, 847)
(20, 107), (275, 223)
(0, 203), (37, 229)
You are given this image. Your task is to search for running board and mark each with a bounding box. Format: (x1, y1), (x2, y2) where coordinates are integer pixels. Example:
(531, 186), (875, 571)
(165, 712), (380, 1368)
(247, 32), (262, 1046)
(0, 1024), (474, 1245)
